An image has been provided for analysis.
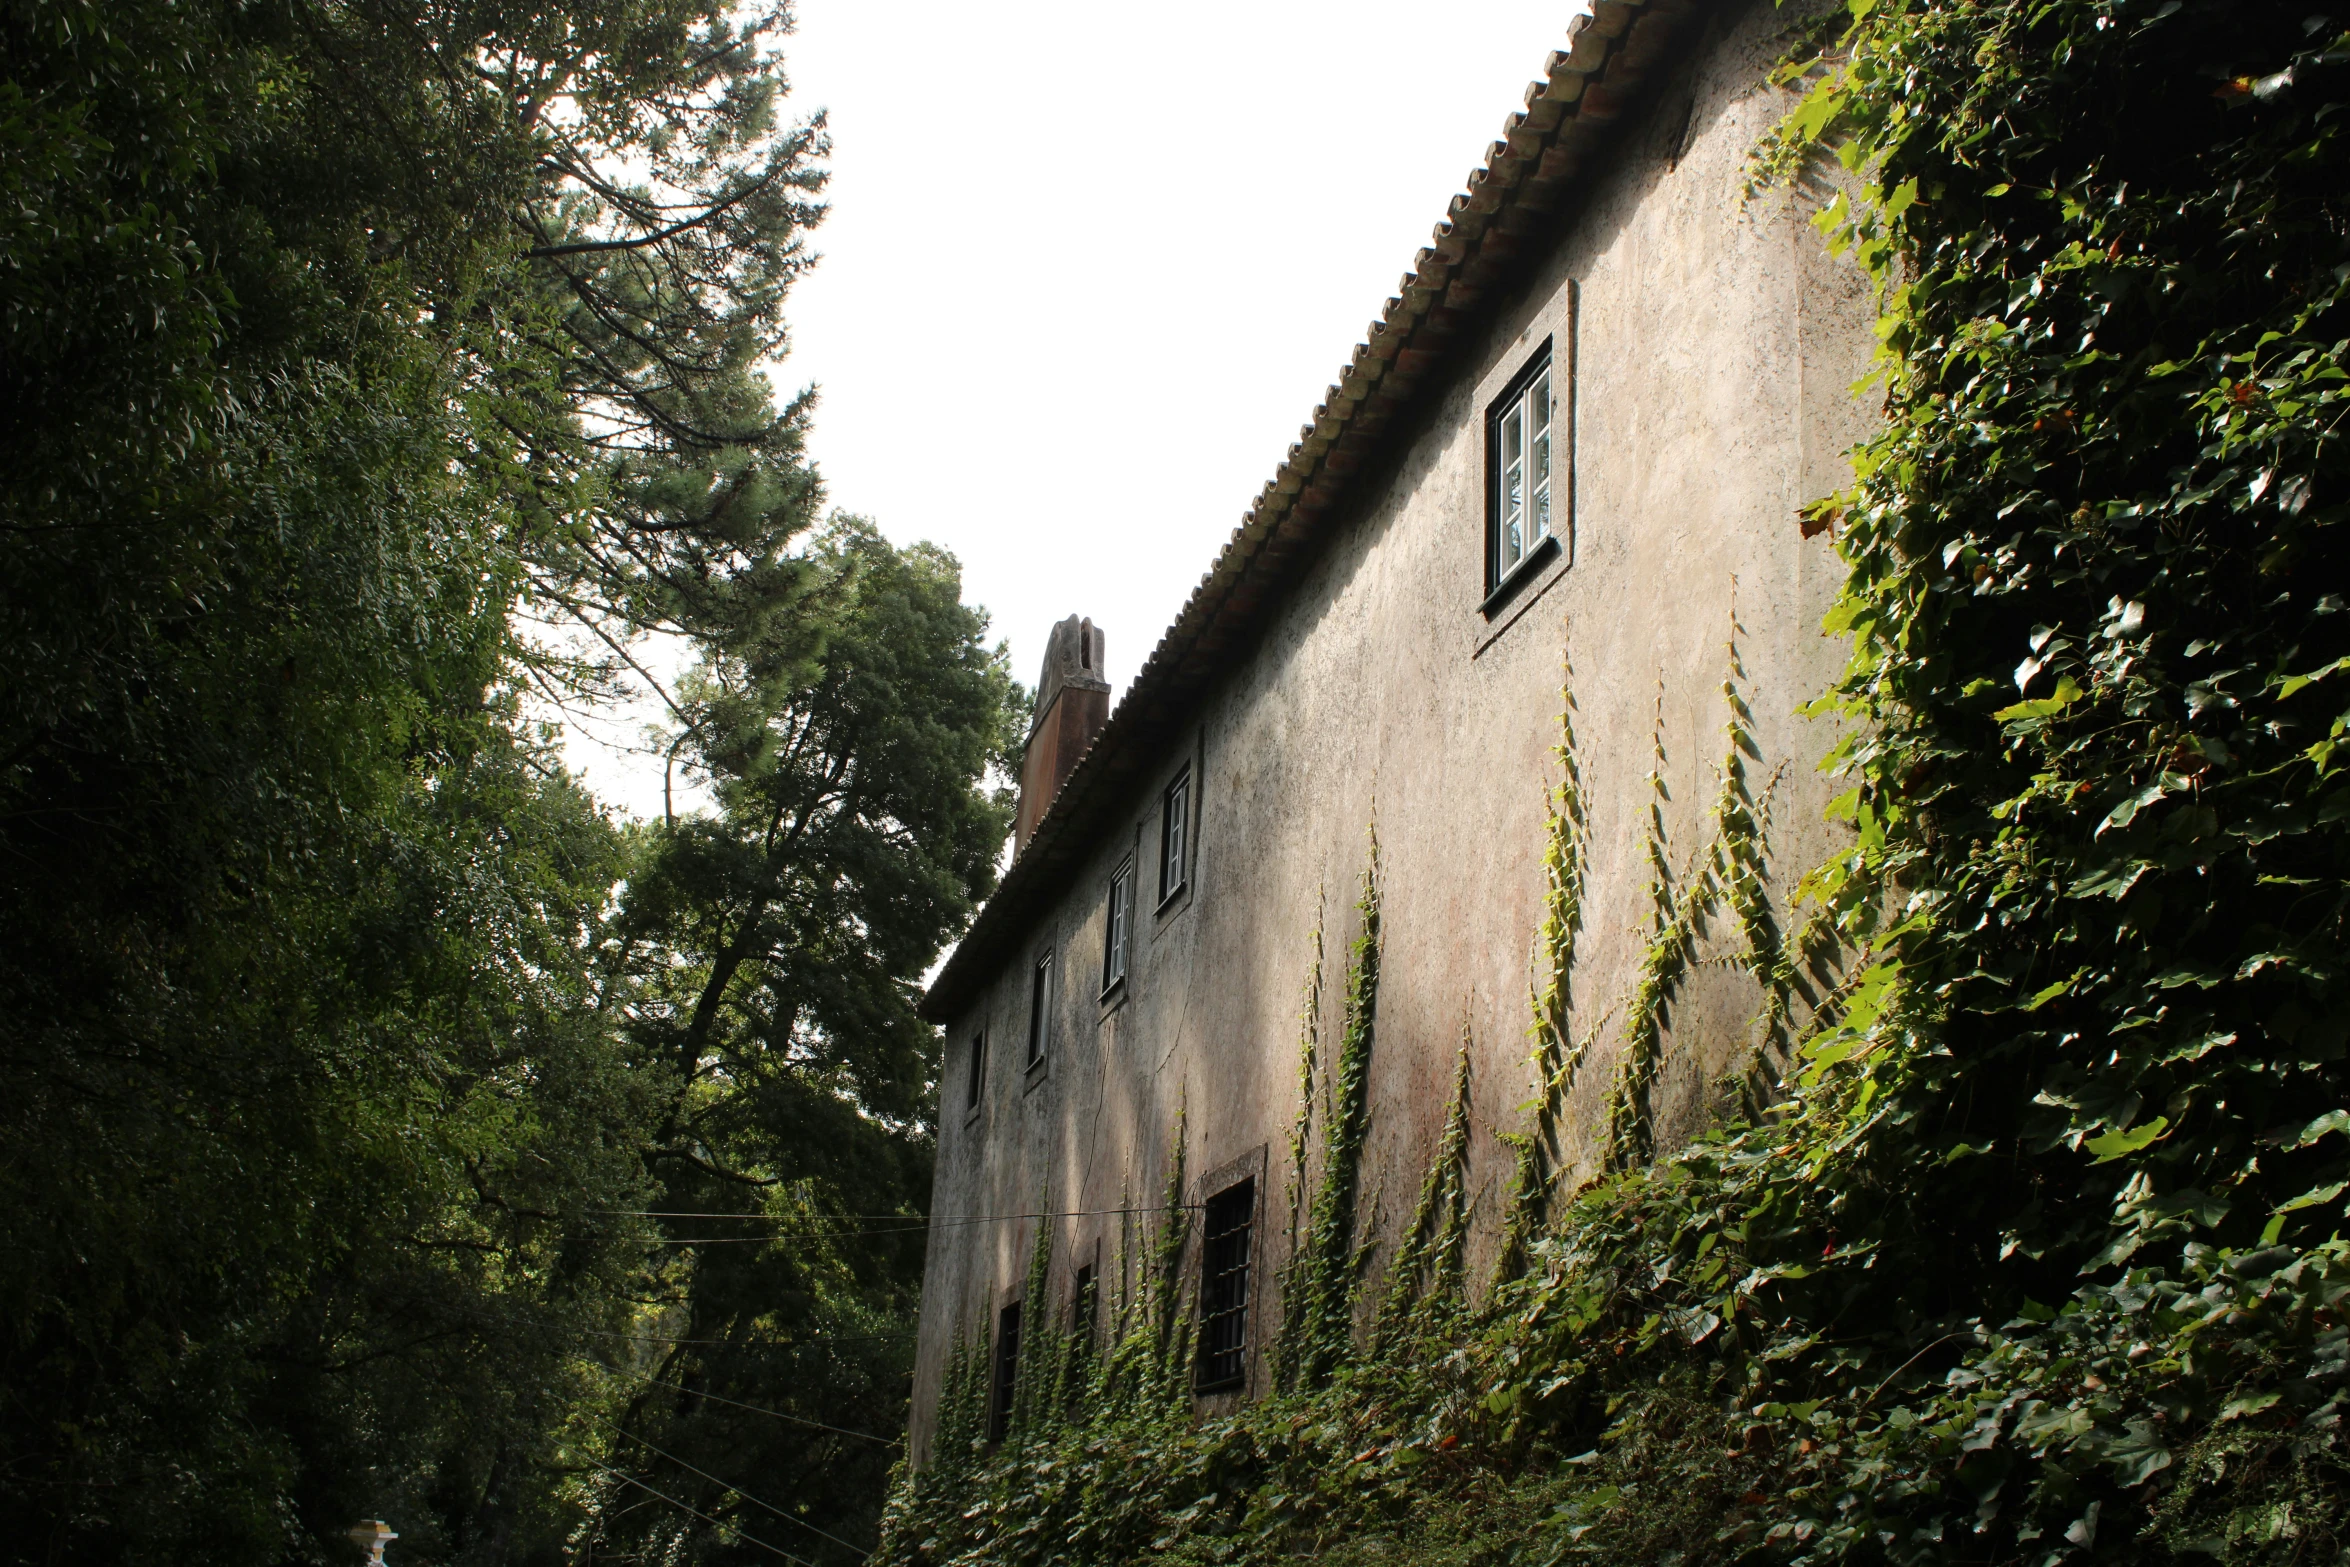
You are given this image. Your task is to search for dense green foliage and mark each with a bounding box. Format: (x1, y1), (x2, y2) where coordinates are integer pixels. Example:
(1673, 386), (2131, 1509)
(595, 519), (1020, 1567)
(0, 1), (1019, 1562)
(874, 2), (2350, 1563)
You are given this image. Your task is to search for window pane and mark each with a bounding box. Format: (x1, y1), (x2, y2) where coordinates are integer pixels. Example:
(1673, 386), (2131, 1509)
(1531, 431), (1550, 540)
(990, 1301), (1021, 1441)
(1105, 868), (1130, 989)
(1161, 775), (1189, 901)
(1197, 1179), (1253, 1389)
(1028, 954), (1052, 1066)
(1502, 449), (1524, 570)
(1492, 361), (1554, 585)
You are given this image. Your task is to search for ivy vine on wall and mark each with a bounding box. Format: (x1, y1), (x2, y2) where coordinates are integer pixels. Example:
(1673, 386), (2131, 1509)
(879, 4), (2350, 1561)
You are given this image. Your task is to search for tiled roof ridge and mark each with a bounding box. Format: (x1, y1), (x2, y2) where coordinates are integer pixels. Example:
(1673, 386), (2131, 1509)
(923, 0), (1705, 1023)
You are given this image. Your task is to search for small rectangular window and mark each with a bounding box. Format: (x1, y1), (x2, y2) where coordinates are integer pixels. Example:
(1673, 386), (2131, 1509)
(1487, 348), (1555, 591)
(1103, 861), (1132, 993)
(1064, 1264), (1099, 1413)
(1071, 1264), (1097, 1342)
(989, 1299), (1021, 1441)
(1196, 1177), (1254, 1391)
(965, 1030), (986, 1112)
(1026, 951), (1054, 1070)
(1159, 770), (1191, 905)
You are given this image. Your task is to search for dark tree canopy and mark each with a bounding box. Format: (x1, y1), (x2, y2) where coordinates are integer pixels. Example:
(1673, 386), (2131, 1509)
(0, 1), (1021, 1561)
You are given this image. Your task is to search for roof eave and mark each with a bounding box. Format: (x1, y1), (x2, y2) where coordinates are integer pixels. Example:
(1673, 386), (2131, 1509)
(920, 0), (1705, 1026)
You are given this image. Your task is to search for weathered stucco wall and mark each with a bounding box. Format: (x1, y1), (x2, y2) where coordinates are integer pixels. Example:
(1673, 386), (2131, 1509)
(909, 0), (1877, 1459)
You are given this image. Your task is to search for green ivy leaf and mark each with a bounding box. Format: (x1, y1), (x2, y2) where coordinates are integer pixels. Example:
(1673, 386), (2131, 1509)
(1992, 675), (2084, 723)
(2266, 1180), (2347, 1225)
(2096, 777), (2182, 837)
(2023, 971), (2082, 1010)
(2084, 1116), (2169, 1164)
(2277, 655), (2350, 700)
(2103, 1422), (2173, 1486)
(2294, 1110), (2350, 1148)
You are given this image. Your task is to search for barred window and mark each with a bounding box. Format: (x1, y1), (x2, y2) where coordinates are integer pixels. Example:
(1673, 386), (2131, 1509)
(1195, 1178), (1255, 1391)
(989, 1300), (1021, 1441)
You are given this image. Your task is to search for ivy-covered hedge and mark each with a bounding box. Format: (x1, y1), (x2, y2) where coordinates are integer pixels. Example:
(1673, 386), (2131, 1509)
(875, 2), (2350, 1561)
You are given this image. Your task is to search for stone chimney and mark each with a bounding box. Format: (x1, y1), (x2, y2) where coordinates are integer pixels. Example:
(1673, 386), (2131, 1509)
(1014, 616), (1110, 856)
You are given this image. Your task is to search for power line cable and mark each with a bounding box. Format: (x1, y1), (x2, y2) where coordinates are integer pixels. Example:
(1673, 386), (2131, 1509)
(644, 1230), (924, 1244)
(638, 1375), (899, 1447)
(614, 1207), (1207, 1249)
(583, 1328), (907, 1349)
(605, 1210), (929, 1221)
(586, 1459), (815, 1567)
(608, 1423), (868, 1557)
(605, 1204), (1202, 1222)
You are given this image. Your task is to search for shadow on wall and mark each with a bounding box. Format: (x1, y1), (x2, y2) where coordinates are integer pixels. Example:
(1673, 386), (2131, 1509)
(923, 607), (1855, 1464)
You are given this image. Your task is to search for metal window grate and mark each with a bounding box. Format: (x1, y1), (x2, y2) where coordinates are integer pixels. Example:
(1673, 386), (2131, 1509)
(1195, 1178), (1254, 1390)
(989, 1300), (1021, 1441)
(1065, 1265), (1099, 1414)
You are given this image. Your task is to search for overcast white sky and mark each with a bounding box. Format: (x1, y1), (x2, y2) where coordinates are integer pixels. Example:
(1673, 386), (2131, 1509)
(568, 0), (1591, 818)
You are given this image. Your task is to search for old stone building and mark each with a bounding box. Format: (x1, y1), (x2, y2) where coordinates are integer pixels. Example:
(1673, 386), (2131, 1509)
(909, 0), (1877, 1458)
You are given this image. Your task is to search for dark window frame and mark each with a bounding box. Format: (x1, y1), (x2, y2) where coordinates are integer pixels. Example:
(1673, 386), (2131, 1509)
(1025, 948), (1054, 1072)
(1481, 337), (1563, 615)
(1071, 1264), (1098, 1342)
(1063, 1263), (1100, 1413)
(964, 1029), (987, 1115)
(1102, 859), (1133, 996)
(1195, 1177), (1256, 1392)
(1157, 769), (1191, 909)
(989, 1299), (1021, 1442)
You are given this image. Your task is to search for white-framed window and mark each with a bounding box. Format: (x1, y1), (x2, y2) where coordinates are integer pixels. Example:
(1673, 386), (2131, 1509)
(1025, 949), (1054, 1070)
(965, 1030), (986, 1113)
(1488, 346), (1555, 590)
(1102, 859), (1132, 994)
(1159, 769), (1190, 906)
